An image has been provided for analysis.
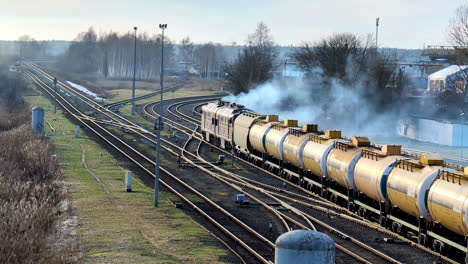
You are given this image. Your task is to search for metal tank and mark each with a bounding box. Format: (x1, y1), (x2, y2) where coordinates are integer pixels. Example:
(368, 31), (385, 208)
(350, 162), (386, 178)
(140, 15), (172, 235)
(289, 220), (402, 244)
(386, 153), (443, 220)
(427, 169), (468, 235)
(282, 127), (313, 168)
(264, 121), (298, 161)
(233, 112), (264, 154)
(248, 115), (279, 154)
(302, 130), (342, 178)
(275, 230), (335, 264)
(326, 137), (370, 189)
(353, 145), (404, 202)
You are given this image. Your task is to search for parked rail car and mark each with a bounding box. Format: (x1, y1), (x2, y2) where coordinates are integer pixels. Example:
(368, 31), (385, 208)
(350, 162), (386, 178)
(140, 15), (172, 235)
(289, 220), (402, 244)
(233, 112), (265, 155)
(282, 125), (319, 169)
(386, 154), (444, 221)
(428, 169), (468, 236)
(301, 130), (342, 179)
(326, 136), (372, 190)
(353, 145), (405, 203)
(264, 120), (298, 162)
(248, 115), (279, 155)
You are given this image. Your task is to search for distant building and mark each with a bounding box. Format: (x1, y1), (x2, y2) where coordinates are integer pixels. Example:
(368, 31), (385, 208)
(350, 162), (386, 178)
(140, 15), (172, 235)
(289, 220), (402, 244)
(427, 65), (468, 94)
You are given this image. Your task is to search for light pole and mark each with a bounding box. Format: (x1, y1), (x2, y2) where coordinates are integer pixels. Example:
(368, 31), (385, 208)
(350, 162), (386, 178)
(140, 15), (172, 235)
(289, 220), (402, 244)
(131, 26), (138, 115)
(461, 111), (465, 163)
(376, 18), (380, 48)
(154, 23), (167, 207)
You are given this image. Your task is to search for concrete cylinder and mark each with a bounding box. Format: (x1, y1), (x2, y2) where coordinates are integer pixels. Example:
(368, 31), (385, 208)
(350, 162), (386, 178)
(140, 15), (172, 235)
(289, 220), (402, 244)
(32, 107), (45, 134)
(275, 230), (335, 264)
(125, 171), (132, 192)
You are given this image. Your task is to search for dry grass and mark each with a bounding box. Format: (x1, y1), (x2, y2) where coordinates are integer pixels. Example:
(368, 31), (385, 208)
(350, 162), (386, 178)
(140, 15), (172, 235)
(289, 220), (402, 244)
(0, 125), (82, 264)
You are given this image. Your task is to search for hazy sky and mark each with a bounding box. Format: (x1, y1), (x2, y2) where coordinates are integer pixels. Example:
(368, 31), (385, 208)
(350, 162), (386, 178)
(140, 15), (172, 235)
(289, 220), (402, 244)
(1, 0), (466, 48)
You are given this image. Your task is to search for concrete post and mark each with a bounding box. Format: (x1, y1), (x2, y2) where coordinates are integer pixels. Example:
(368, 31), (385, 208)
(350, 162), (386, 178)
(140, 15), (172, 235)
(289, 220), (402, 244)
(275, 230), (335, 264)
(125, 171), (132, 192)
(32, 107), (45, 134)
(75, 125), (80, 137)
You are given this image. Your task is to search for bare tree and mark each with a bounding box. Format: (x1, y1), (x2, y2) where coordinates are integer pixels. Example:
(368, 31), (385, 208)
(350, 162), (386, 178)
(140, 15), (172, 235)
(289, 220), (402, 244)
(194, 42), (223, 79)
(446, 4), (468, 114)
(292, 33), (399, 118)
(224, 22), (277, 93)
(179, 36), (194, 73)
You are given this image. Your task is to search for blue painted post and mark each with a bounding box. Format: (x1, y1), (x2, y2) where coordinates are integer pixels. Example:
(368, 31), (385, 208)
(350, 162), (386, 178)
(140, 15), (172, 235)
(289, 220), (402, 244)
(32, 107), (45, 134)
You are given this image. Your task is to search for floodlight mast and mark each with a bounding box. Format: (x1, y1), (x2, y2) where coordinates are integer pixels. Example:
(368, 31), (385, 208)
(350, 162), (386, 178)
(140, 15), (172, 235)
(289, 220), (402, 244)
(154, 23), (167, 207)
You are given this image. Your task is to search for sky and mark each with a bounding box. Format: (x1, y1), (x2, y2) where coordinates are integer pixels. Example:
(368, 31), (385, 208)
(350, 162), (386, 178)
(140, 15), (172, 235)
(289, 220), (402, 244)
(1, 0), (466, 49)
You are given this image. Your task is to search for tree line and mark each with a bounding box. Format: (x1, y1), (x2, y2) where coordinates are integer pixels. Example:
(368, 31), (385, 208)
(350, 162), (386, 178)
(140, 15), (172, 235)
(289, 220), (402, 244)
(58, 27), (225, 80)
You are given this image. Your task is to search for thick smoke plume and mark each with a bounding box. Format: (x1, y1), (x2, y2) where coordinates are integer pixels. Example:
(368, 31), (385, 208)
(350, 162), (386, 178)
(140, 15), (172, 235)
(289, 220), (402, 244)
(223, 67), (399, 138)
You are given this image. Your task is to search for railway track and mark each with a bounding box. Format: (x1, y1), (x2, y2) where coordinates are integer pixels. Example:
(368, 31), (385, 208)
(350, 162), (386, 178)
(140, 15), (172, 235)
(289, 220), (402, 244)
(143, 98), (452, 263)
(23, 62), (456, 263)
(22, 63), (275, 263)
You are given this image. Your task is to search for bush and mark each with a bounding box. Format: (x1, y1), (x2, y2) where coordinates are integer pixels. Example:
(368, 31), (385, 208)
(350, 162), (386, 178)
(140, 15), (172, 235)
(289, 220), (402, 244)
(0, 126), (81, 263)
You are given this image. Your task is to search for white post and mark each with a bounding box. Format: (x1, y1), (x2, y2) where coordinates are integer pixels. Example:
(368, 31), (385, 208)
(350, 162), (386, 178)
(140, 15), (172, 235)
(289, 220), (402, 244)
(125, 171), (132, 192)
(75, 125), (81, 137)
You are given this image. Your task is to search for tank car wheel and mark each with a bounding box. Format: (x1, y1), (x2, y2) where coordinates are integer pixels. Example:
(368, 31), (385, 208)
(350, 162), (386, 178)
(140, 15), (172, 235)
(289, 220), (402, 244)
(417, 233), (427, 246)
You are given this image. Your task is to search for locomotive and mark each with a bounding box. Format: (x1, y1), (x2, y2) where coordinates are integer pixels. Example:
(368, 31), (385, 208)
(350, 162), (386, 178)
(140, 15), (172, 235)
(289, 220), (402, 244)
(201, 100), (468, 259)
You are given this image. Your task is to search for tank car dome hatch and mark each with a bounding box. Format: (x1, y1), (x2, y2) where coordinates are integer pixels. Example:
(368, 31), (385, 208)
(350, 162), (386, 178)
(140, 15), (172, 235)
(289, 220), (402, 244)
(324, 130), (341, 139)
(265, 115), (279, 122)
(302, 124), (318, 133)
(381, 145), (401, 156)
(420, 153), (444, 166)
(352, 136), (370, 147)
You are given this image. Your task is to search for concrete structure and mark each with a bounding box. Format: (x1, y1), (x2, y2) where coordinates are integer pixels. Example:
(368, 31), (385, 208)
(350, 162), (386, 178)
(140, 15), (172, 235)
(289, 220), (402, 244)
(275, 230), (335, 264)
(125, 171), (132, 192)
(397, 117), (468, 147)
(427, 65), (468, 94)
(32, 107), (45, 134)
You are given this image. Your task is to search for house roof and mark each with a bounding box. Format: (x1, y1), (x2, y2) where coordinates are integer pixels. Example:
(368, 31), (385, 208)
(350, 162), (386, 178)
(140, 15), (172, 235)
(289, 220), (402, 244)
(428, 65), (468, 79)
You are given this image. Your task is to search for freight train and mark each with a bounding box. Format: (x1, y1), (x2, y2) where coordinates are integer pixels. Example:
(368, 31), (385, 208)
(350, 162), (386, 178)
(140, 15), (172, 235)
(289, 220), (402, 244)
(201, 100), (468, 260)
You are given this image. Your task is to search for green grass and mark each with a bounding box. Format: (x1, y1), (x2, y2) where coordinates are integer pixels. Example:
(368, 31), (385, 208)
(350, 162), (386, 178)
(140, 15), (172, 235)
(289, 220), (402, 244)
(25, 94), (233, 264)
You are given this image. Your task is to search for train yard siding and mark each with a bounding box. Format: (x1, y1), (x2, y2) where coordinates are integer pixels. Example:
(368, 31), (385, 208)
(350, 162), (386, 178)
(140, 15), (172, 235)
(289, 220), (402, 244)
(25, 94), (234, 263)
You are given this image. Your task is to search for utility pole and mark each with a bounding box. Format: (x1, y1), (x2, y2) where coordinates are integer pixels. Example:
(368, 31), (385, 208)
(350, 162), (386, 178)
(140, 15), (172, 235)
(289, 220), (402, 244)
(376, 17), (380, 49)
(462, 112), (465, 163)
(131, 26), (138, 115)
(53, 77), (58, 113)
(154, 23), (167, 207)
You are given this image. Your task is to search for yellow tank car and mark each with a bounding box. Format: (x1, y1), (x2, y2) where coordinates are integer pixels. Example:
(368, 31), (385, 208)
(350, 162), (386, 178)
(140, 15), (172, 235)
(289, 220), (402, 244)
(353, 145), (404, 202)
(302, 130), (342, 177)
(264, 121), (298, 161)
(282, 125), (318, 168)
(233, 112), (264, 153)
(427, 169), (468, 236)
(326, 136), (370, 189)
(248, 115), (279, 154)
(386, 153), (443, 220)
